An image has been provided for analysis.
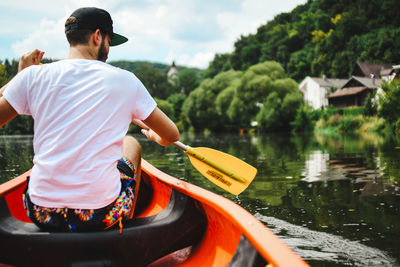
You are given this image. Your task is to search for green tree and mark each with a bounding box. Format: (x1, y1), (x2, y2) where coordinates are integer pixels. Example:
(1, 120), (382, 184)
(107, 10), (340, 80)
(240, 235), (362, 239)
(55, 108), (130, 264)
(226, 96), (248, 129)
(291, 104), (315, 133)
(0, 64), (7, 86)
(182, 61), (300, 133)
(182, 70), (242, 132)
(230, 34), (260, 71)
(287, 44), (314, 81)
(204, 53), (231, 78)
(182, 86), (217, 132)
(378, 80), (400, 133)
(256, 90), (303, 132)
(134, 64), (174, 99)
(202, 0), (400, 81)
(167, 93), (186, 121)
(256, 92), (282, 130)
(0, 116), (34, 135)
(154, 98), (174, 119)
(4, 59), (18, 79)
(230, 61), (286, 128)
(176, 69), (200, 96)
(215, 78), (241, 130)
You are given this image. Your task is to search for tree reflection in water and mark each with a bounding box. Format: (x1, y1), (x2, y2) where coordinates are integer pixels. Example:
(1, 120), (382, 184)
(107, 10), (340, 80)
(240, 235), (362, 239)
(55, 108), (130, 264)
(1, 132), (400, 266)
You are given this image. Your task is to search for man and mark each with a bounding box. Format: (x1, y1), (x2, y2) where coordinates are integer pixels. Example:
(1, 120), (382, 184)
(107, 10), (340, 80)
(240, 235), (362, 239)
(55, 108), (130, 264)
(0, 7), (179, 232)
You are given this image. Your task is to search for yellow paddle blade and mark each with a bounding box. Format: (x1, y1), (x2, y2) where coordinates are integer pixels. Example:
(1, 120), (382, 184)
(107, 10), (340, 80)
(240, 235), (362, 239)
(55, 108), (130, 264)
(186, 147), (257, 195)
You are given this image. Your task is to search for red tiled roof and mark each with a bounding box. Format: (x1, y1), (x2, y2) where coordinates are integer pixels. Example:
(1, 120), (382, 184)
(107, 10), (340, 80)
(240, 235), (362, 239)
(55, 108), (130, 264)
(328, 87), (368, 98)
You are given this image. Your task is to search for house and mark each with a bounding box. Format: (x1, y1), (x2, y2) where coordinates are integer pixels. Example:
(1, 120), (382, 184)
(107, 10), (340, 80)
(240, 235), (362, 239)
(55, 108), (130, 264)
(352, 62), (393, 78)
(328, 63), (400, 108)
(299, 76), (347, 109)
(328, 76), (381, 108)
(167, 61), (178, 78)
(167, 61), (179, 86)
(381, 64), (400, 82)
(300, 63), (400, 109)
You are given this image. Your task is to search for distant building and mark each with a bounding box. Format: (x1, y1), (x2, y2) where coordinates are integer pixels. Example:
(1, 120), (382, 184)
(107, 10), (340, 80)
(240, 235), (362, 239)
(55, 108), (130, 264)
(167, 61), (179, 86)
(381, 64), (400, 82)
(328, 62), (400, 108)
(352, 62), (393, 79)
(299, 76), (347, 109)
(328, 76), (381, 108)
(300, 63), (400, 109)
(167, 61), (178, 78)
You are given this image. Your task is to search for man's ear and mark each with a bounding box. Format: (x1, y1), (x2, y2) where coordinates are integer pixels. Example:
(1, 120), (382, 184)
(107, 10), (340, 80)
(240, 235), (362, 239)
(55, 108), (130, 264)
(92, 29), (102, 46)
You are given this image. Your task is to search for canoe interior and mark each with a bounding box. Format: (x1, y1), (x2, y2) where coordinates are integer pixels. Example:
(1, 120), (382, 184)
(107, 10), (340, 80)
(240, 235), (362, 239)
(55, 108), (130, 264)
(0, 163), (274, 267)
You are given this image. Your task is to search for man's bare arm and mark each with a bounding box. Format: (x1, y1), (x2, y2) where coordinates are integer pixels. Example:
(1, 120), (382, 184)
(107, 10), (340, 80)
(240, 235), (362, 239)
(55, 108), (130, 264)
(0, 97), (17, 128)
(141, 107), (180, 146)
(0, 82), (8, 97)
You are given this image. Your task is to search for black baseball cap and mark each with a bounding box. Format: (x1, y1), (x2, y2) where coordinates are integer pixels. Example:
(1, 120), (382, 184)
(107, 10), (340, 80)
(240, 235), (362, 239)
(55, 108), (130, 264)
(65, 7), (128, 46)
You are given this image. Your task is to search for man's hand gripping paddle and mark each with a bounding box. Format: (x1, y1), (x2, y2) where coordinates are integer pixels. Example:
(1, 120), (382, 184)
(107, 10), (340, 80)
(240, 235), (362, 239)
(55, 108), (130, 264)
(134, 119), (257, 195)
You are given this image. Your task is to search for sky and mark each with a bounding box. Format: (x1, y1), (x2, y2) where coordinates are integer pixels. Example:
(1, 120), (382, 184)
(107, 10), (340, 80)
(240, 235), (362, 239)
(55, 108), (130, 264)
(0, 0), (306, 69)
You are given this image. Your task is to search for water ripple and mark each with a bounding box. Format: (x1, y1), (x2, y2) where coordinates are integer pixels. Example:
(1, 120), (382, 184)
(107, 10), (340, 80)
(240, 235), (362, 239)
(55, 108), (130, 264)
(255, 213), (398, 266)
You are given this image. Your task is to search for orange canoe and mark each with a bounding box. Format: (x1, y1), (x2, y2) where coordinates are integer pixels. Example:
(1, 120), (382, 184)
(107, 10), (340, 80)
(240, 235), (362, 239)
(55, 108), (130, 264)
(0, 159), (309, 267)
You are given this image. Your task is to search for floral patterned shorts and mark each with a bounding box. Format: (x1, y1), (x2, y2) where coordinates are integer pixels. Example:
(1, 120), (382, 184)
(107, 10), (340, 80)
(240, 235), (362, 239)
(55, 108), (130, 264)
(23, 157), (136, 232)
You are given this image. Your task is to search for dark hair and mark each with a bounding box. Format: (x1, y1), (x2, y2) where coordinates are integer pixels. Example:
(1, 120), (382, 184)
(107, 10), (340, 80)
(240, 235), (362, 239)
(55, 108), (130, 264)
(65, 16), (108, 45)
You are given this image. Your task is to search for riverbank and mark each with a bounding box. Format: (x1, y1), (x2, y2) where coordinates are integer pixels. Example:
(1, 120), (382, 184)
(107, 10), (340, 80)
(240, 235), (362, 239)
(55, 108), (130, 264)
(311, 80), (400, 138)
(314, 113), (386, 136)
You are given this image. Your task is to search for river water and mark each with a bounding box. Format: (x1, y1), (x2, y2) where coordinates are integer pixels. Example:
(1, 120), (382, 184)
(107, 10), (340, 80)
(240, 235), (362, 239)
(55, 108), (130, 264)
(1, 133), (399, 266)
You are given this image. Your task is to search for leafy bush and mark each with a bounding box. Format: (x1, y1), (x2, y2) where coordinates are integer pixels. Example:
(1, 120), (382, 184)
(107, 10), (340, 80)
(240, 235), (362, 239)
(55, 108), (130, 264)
(343, 107), (365, 116)
(326, 114), (342, 127)
(291, 104), (314, 133)
(256, 90), (303, 132)
(378, 80), (400, 125)
(206, 0), (400, 80)
(182, 61), (300, 133)
(0, 116), (34, 135)
(363, 91), (377, 116)
(338, 115), (363, 133)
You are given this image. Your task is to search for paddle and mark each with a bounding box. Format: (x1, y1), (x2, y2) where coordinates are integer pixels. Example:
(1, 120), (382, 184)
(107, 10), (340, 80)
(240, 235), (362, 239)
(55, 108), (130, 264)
(134, 119), (257, 195)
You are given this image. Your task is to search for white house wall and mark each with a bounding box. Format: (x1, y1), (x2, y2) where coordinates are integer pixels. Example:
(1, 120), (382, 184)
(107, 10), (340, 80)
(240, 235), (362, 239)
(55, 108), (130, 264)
(299, 77), (328, 110)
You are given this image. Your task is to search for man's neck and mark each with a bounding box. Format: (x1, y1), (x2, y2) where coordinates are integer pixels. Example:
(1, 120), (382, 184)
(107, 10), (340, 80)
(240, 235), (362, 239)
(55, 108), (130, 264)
(68, 45), (97, 60)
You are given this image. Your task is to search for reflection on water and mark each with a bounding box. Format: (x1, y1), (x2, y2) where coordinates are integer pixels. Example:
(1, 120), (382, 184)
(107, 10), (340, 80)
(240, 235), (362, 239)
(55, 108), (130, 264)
(1, 132), (400, 266)
(0, 135), (33, 184)
(302, 150), (330, 182)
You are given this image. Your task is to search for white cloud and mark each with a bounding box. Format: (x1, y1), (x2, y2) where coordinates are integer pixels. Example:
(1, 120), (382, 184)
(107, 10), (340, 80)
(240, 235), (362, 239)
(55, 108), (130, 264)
(3, 0), (307, 68)
(187, 52), (215, 68)
(108, 1), (228, 67)
(12, 18), (69, 59)
(165, 51), (214, 69)
(1, 0), (66, 16)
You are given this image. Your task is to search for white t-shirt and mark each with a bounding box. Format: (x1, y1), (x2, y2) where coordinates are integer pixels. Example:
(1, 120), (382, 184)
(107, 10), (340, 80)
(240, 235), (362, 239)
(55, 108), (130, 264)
(4, 59), (157, 209)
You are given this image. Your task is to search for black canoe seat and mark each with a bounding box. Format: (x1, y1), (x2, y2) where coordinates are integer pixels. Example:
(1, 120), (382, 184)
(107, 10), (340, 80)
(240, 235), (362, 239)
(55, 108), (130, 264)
(226, 235), (267, 267)
(0, 188), (207, 267)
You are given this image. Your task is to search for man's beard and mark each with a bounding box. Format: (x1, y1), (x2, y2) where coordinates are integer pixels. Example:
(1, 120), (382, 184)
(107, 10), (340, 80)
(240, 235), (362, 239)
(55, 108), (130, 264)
(98, 39), (108, 62)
